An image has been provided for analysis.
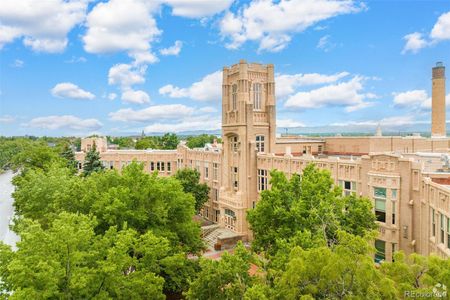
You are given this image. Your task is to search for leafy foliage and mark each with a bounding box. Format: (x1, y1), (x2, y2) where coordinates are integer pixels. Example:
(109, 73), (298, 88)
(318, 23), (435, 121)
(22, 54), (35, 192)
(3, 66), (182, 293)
(82, 142), (104, 176)
(175, 168), (210, 212)
(186, 134), (221, 148)
(186, 242), (253, 300)
(247, 164), (377, 255)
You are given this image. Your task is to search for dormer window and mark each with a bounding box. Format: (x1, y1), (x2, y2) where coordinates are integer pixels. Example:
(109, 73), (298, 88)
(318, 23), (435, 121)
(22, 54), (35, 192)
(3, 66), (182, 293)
(253, 82), (261, 110)
(232, 84), (237, 110)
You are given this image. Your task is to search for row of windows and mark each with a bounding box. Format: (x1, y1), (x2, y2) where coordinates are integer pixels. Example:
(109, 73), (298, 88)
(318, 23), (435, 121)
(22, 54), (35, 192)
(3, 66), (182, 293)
(150, 161), (172, 172)
(230, 83), (263, 111)
(431, 208), (450, 250)
(230, 135), (265, 153)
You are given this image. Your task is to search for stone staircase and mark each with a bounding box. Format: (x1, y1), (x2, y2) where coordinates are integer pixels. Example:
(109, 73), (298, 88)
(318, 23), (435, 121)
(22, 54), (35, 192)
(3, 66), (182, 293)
(203, 228), (224, 249)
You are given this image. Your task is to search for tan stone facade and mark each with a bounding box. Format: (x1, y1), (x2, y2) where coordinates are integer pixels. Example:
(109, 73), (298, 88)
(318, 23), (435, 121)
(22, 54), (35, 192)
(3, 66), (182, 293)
(76, 60), (450, 261)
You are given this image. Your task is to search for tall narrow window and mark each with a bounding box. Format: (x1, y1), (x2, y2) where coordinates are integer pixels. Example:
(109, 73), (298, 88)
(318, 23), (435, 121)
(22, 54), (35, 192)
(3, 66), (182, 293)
(374, 240), (386, 263)
(167, 162), (171, 173)
(440, 213), (445, 244)
(447, 217), (450, 249)
(253, 83), (261, 110)
(232, 84), (237, 110)
(392, 200), (396, 225)
(256, 135), (265, 153)
(231, 136), (239, 153)
(257, 169), (268, 191)
(374, 187), (387, 223)
(204, 162), (209, 179)
(213, 163), (218, 181)
(231, 167), (238, 190)
(432, 208), (436, 237)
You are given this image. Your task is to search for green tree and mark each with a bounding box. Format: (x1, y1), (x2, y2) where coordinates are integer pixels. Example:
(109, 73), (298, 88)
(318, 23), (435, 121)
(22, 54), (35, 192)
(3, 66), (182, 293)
(160, 133), (179, 149)
(273, 231), (398, 299)
(12, 161), (204, 253)
(0, 212), (174, 299)
(135, 137), (157, 150)
(247, 164), (377, 255)
(186, 134), (220, 148)
(186, 242), (254, 300)
(82, 142), (104, 176)
(175, 168), (210, 212)
(10, 142), (61, 173)
(60, 143), (78, 171)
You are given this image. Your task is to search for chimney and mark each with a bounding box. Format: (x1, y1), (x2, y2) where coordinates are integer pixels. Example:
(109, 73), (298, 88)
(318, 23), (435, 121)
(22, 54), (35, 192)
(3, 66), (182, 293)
(431, 62), (446, 137)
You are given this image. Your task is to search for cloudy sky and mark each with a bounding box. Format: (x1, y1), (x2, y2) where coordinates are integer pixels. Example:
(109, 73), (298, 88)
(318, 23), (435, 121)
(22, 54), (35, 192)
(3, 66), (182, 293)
(0, 0), (449, 136)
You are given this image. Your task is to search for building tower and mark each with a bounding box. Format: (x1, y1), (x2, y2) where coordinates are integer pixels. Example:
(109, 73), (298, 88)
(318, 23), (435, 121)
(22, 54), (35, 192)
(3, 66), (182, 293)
(431, 62), (446, 137)
(219, 60), (276, 236)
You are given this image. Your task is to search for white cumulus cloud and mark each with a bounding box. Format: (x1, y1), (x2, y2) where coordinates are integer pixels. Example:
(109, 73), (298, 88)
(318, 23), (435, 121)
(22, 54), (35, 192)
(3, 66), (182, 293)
(121, 89), (150, 104)
(109, 104), (194, 122)
(392, 90), (429, 107)
(83, 0), (160, 64)
(159, 70), (222, 101)
(163, 0), (234, 18)
(28, 115), (102, 131)
(108, 64), (146, 87)
(50, 82), (95, 100)
(160, 40), (183, 56)
(402, 11), (450, 54)
(275, 71), (350, 98)
(402, 32), (428, 54)
(431, 11), (450, 41)
(284, 76), (376, 112)
(0, 0), (90, 52)
(219, 0), (365, 52)
(0, 115), (15, 124)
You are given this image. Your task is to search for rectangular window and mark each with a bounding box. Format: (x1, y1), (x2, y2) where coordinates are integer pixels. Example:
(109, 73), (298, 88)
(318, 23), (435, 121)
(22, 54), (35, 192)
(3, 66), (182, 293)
(447, 217), (450, 249)
(231, 167), (238, 190)
(253, 82), (262, 110)
(204, 163), (209, 179)
(256, 135), (265, 153)
(231, 136), (239, 153)
(167, 162), (171, 173)
(432, 208), (436, 237)
(318, 145), (323, 154)
(257, 169), (268, 192)
(156, 162), (165, 172)
(150, 161), (155, 171)
(374, 187), (387, 198)
(225, 209), (235, 218)
(375, 198), (386, 223)
(232, 84), (237, 110)
(375, 240), (386, 263)
(195, 161), (200, 172)
(215, 210), (220, 222)
(392, 200), (396, 225)
(391, 189), (397, 199)
(440, 213), (445, 244)
(212, 188), (219, 202)
(213, 163), (218, 181)
(392, 243), (396, 262)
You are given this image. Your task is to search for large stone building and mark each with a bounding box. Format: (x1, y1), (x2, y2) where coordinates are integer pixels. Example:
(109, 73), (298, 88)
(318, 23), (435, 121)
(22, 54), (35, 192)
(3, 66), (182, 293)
(76, 60), (450, 262)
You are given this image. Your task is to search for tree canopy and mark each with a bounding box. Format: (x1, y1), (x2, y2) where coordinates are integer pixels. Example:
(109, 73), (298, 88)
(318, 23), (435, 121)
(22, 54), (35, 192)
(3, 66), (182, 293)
(175, 168), (210, 213)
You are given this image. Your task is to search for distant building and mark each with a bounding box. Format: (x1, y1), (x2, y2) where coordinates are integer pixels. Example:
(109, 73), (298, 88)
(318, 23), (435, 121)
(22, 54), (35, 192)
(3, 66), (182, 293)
(77, 61), (450, 261)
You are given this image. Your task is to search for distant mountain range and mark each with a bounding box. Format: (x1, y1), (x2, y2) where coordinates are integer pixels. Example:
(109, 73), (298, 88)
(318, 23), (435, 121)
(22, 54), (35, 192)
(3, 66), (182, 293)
(141, 123), (446, 137)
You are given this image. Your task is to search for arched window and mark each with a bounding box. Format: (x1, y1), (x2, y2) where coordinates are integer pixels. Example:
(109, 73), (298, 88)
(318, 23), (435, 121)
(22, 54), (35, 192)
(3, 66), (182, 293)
(232, 84), (237, 110)
(253, 82), (261, 110)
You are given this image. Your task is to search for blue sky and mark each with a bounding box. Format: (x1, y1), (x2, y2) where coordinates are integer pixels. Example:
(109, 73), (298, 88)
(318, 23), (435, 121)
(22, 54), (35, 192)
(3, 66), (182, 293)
(1, 0), (450, 136)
